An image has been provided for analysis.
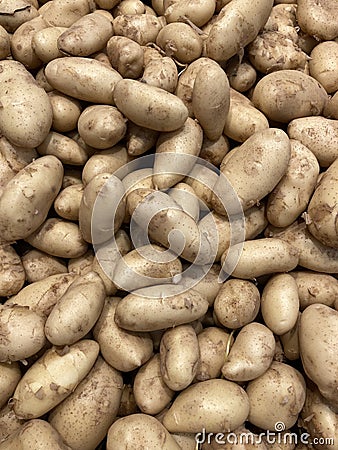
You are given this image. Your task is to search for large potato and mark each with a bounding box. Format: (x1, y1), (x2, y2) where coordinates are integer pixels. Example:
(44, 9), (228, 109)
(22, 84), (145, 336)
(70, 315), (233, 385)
(0, 362), (21, 410)
(296, 0), (338, 41)
(114, 79), (189, 132)
(0, 61), (53, 148)
(0, 245), (25, 297)
(22, 250), (67, 283)
(0, 155), (63, 242)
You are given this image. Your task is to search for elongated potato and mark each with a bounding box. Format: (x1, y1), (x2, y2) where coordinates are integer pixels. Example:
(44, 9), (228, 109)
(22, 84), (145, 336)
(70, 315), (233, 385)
(12, 340), (99, 419)
(164, 0), (215, 27)
(0, 61), (53, 148)
(41, 0), (94, 27)
(141, 56), (178, 93)
(48, 91), (82, 133)
(49, 357), (123, 450)
(32, 26), (67, 63)
(0, 155), (63, 242)
(45, 57), (122, 104)
(113, 14), (163, 45)
(205, 0), (273, 62)
(37, 132), (89, 165)
(0, 245), (25, 297)
(163, 379), (250, 433)
(0, 362), (21, 410)
(22, 250), (67, 283)
(107, 36), (144, 79)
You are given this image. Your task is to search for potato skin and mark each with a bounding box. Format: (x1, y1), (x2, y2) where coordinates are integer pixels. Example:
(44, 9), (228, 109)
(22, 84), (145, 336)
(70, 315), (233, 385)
(0, 245), (25, 297)
(32, 26), (66, 64)
(0, 362), (21, 410)
(37, 132), (89, 166)
(113, 14), (163, 45)
(107, 36), (144, 79)
(141, 56), (178, 93)
(54, 184), (84, 221)
(22, 250), (67, 283)
(0, 155), (63, 242)
(48, 91), (82, 133)
(164, 0), (215, 27)
(296, 0), (338, 41)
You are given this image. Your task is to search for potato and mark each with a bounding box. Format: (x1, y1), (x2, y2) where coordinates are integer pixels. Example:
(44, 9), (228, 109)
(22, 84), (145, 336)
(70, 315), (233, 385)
(35, 66), (54, 93)
(164, 0), (215, 27)
(205, 0), (273, 62)
(0, 420), (71, 450)
(79, 173), (125, 245)
(261, 274), (299, 335)
(287, 117), (338, 167)
(0, 305), (46, 363)
(57, 12), (114, 57)
(0, 245), (25, 297)
(214, 279), (260, 329)
(0, 155), (63, 242)
(96, 0), (120, 8)
(107, 36), (144, 79)
(49, 357), (123, 450)
(62, 168), (83, 188)
(180, 264), (222, 307)
(41, 0), (94, 27)
(22, 250), (67, 283)
(153, 118), (203, 189)
(309, 41), (338, 94)
(48, 91), (82, 133)
(199, 134), (230, 167)
(299, 304), (338, 409)
(227, 59), (257, 93)
(37, 132), (89, 165)
(114, 285), (209, 332)
(156, 23), (203, 64)
(323, 90), (338, 119)
(45, 272), (105, 346)
(247, 362), (306, 430)
(114, 79), (189, 132)
(251, 70), (328, 123)
(184, 165), (218, 213)
(114, 0), (145, 16)
(54, 183), (84, 221)
(307, 158), (338, 248)
(93, 297), (153, 372)
(263, 3), (298, 43)
(68, 249), (94, 277)
(212, 128), (291, 213)
(290, 271), (338, 310)
(163, 379), (250, 433)
(192, 62), (230, 141)
(113, 14), (163, 45)
(5, 273), (78, 317)
(168, 182), (200, 222)
(296, 0), (338, 41)
(32, 26), (67, 63)
(12, 340), (99, 419)
(45, 57), (122, 104)
(78, 105), (127, 150)
(280, 312), (300, 361)
(141, 56), (178, 93)
(0, 0), (38, 33)
(107, 414), (181, 449)
(0, 362), (21, 410)
(0, 61), (53, 148)
(133, 354), (175, 414)
(0, 405), (25, 444)
(223, 238), (299, 279)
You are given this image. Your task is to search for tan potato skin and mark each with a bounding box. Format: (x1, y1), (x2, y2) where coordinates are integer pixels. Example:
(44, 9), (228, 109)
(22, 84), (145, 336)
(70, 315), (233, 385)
(107, 36), (144, 79)
(0, 405), (25, 443)
(296, 0), (338, 41)
(0, 245), (25, 297)
(0, 155), (63, 242)
(0, 1), (39, 33)
(54, 184), (84, 221)
(41, 0), (93, 27)
(114, 79), (189, 132)
(164, 0), (215, 27)
(309, 41), (338, 94)
(48, 91), (82, 133)
(113, 14), (163, 45)
(0, 362), (21, 410)
(22, 250), (67, 283)
(49, 357), (123, 450)
(37, 132), (89, 166)
(141, 56), (178, 93)
(32, 27), (67, 63)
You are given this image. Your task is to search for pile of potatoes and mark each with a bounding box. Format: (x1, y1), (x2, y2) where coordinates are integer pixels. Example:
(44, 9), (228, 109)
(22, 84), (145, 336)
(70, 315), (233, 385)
(0, 0), (338, 448)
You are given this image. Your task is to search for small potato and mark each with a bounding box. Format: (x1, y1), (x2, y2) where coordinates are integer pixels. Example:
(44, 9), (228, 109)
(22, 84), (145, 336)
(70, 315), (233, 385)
(168, 183), (200, 222)
(93, 297), (153, 372)
(309, 41), (338, 94)
(0, 61), (53, 148)
(307, 158), (338, 248)
(224, 238), (299, 279)
(133, 354), (175, 415)
(195, 327), (232, 381)
(41, 0), (93, 27)
(22, 250), (67, 283)
(247, 361), (306, 430)
(5, 273), (78, 317)
(199, 134), (230, 167)
(261, 274), (299, 335)
(0, 25), (10, 59)
(0, 0), (39, 33)
(114, 285), (209, 332)
(227, 59), (257, 92)
(163, 379), (250, 433)
(267, 139), (320, 228)
(287, 117), (338, 167)
(49, 357), (123, 450)
(141, 56), (178, 93)
(32, 26), (66, 63)
(221, 323), (275, 382)
(78, 105), (127, 150)
(107, 414), (181, 450)
(164, 0), (215, 27)
(62, 168), (82, 188)
(0, 420), (72, 450)
(0, 405), (25, 443)
(156, 23), (203, 64)
(0, 305), (46, 363)
(0, 155), (63, 242)
(12, 340), (99, 419)
(113, 14), (163, 45)
(57, 12), (114, 57)
(126, 123), (159, 156)
(160, 325), (200, 391)
(114, 79), (189, 132)
(54, 183), (84, 221)
(107, 36), (144, 79)
(299, 304), (338, 409)
(68, 249), (94, 276)
(25, 218), (88, 259)
(205, 0), (273, 62)
(280, 312), (300, 361)
(252, 70), (328, 123)
(37, 132), (89, 165)
(184, 164), (218, 212)
(0, 362), (21, 410)
(214, 279), (260, 329)
(0, 245), (25, 297)
(323, 90), (338, 119)
(114, 0), (145, 16)
(45, 272), (105, 346)
(192, 61), (230, 141)
(48, 91), (82, 133)
(290, 271), (338, 310)
(45, 57), (122, 104)
(296, 0), (338, 41)
(35, 66), (54, 92)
